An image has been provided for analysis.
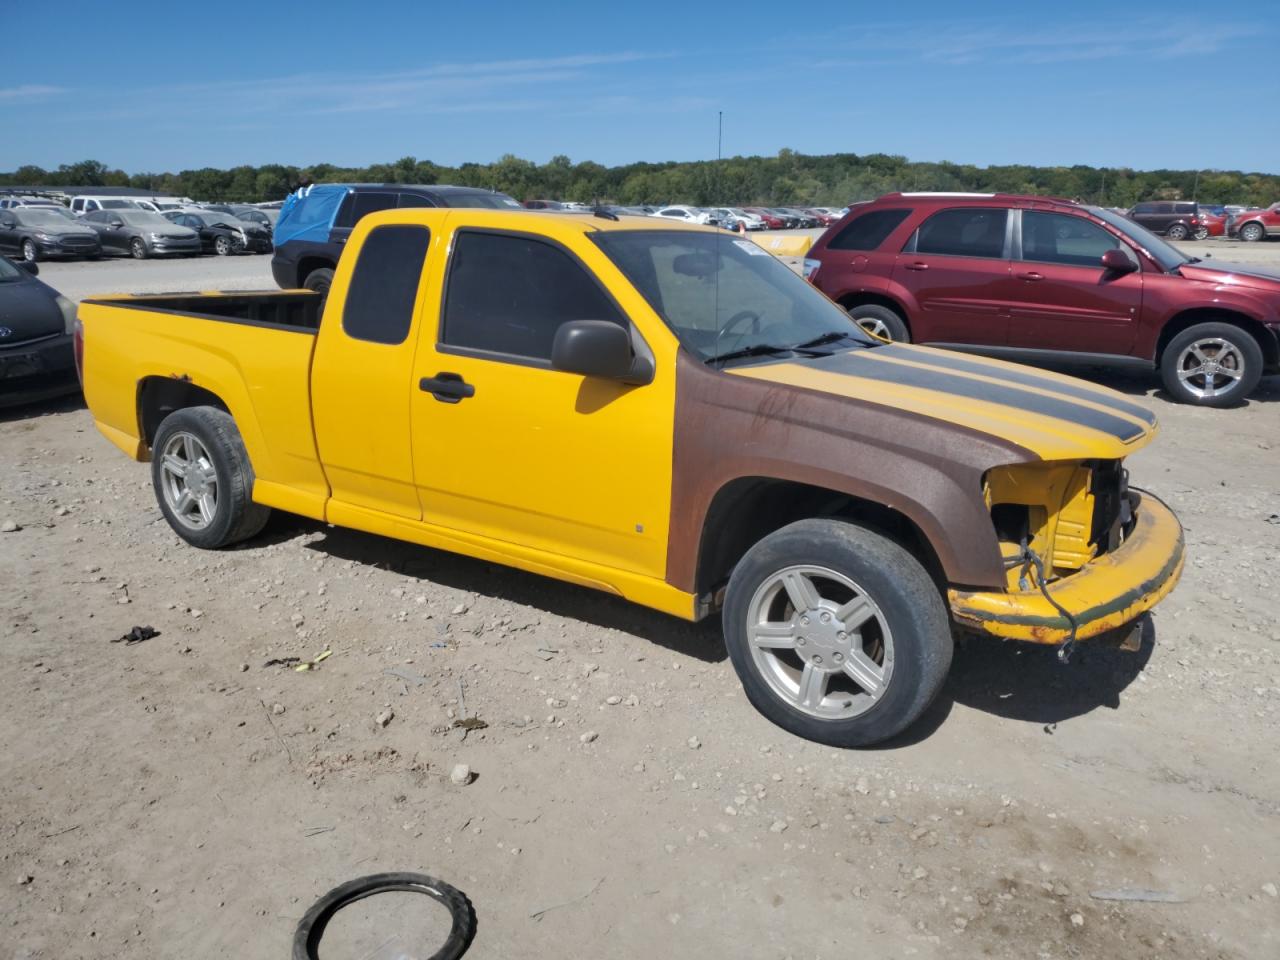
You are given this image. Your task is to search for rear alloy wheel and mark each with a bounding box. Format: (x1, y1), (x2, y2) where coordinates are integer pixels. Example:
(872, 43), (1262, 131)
(1160, 322), (1262, 407)
(214, 235), (232, 256)
(1239, 222), (1265, 242)
(1192, 226), (1209, 241)
(723, 518), (952, 747)
(1165, 223), (1189, 241)
(21, 239), (39, 262)
(130, 238), (147, 260)
(847, 304), (909, 343)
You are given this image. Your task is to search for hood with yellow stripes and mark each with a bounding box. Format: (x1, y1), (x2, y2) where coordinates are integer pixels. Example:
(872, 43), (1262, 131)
(729, 343), (1157, 462)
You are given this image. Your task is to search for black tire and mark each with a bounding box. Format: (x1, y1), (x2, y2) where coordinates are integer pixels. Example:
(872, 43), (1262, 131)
(1239, 222), (1265, 243)
(292, 872), (475, 960)
(130, 238), (147, 260)
(722, 518), (952, 747)
(303, 267), (334, 296)
(847, 303), (910, 343)
(214, 235), (232, 256)
(21, 238), (39, 262)
(1159, 321), (1263, 407)
(151, 406), (270, 549)
(1165, 223), (1189, 241)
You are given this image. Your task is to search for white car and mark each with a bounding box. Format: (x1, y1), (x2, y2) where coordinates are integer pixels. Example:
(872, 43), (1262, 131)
(725, 208), (767, 230)
(67, 196), (143, 216)
(653, 205), (712, 224)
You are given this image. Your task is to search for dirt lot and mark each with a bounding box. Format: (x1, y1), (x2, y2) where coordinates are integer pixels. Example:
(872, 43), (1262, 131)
(3, 240), (1280, 959)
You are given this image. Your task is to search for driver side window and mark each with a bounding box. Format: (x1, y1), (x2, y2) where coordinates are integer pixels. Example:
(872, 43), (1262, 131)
(1020, 211), (1122, 268)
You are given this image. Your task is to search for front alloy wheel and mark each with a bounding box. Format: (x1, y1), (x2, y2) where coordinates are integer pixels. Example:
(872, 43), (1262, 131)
(1160, 322), (1263, 407)
(21, 239), (39, 262)
(214, 235), (232, 256)
(131, 238), (147, 259)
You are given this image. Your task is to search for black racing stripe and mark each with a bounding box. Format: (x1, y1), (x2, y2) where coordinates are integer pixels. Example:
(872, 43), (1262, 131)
(815, 351), (1147, 442)
(891, 347), (1157, 426)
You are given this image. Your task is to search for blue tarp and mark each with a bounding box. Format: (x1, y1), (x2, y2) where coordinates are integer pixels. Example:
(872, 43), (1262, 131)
(274, 184), (350, 247)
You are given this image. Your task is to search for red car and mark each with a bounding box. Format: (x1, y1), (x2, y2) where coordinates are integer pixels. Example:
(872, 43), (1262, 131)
(804, 192), (1280, 406)
(743, 207), (785, 229)
(1194, 209), (1227, 239)
(1230, 203), (1280, 242)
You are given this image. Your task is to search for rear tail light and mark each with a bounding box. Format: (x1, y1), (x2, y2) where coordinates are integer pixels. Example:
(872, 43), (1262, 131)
(73, 317), (85, 387)
(801, 258), (821, 282)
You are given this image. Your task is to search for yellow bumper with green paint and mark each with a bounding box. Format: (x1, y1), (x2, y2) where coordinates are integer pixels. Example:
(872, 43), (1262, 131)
(948, 491), (1185, 645)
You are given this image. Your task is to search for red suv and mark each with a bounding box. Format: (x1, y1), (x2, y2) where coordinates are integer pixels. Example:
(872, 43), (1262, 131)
(1230, 203), (1280, 242)
(804, 193), (1280, 406)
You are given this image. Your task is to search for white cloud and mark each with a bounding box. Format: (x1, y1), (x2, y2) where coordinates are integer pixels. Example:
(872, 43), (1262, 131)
(0, 84), (63, 101)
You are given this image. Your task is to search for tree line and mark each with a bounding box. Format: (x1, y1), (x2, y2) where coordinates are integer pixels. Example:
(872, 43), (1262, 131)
(4, 152), (1278, 208)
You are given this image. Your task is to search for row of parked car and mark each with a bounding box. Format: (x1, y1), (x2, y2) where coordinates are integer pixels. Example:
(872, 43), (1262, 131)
(1123, 200), (1280, 242)
(523, 199), (843, 230)
(0, 194), (278, 262)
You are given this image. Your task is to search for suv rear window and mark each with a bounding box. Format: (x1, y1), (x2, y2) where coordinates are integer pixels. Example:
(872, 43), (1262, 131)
(827, 208), (911, 250)
(342, 225), (431, 345)
(912, 208), (1008, 259)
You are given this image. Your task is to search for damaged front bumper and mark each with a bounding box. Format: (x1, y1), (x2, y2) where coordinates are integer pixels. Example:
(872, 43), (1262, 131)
(948, 490), (1184, 646)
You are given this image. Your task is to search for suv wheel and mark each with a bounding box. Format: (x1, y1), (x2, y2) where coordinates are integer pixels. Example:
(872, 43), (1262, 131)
(151, 406), (271, 548)
(848, 304), (909, 343)
(303, 267), (335, 297)
(1165, 223), (1189, 241)
(722, 518), (952, 747)
(1239, 222), (1265, 242)
(1160, 322), (1263, 407)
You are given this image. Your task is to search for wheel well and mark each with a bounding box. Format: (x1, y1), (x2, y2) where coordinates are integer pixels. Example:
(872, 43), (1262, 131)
(836, 292), (910, 331)
(296, 256), (335, 287)
(1155, 309), (1279, 369)
(694, 478), (944, 605)
(137, 377), (229, 453)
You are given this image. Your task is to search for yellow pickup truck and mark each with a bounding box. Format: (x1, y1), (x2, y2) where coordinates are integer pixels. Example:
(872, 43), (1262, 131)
(78, 208), (1184, 746)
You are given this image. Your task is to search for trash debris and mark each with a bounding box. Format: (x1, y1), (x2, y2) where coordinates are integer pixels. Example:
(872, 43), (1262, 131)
(450, 763), (473, 785)
(112, 625), (159, 646)
(375, 708), (395, 728)
(294, 649), (332, 672)
(1089, 888), (1185, 903)
(531, 646), (560, 661)
(1266, 514), (1280, 525)
(529, 876), (604, 920)
(385, 667), (427, 687)
(303, 826), (335, 837)
(1, 520), (20, 533)
(264, 657), (302, 668)
(452, 717), (488, 732)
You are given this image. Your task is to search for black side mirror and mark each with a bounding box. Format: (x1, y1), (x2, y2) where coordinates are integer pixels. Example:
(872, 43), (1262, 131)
(18, 260), (38, 275)
(1101, 249), (1138, 273)
(551, 320), (651, 383)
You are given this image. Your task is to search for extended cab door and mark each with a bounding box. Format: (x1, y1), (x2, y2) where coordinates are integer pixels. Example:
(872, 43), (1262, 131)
(891, 206), (1012, 346)
(1004, 209), (1143, 355)
(407, 220), (675, 579)
(311, 221), (436, 519)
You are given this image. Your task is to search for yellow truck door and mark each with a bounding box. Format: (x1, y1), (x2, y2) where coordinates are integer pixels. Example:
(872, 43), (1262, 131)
(408, 218), (677, 580)
(311, 220), (437, 519)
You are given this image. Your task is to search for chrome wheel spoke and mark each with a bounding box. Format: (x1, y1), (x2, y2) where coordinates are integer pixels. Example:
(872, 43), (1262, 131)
(174, 489), (195, 513)
(835, 594), (875, 631)
(197, 493), (216, 524)
(162, 453), (187, 476)
(782, 571), (821, 615)
(751, 623), (799, 649)
(843, 648), (886, 697)
(797, 662), (828, 708)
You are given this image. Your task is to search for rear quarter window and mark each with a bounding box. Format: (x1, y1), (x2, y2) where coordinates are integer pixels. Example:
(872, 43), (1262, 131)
(826, 208), (911, 250)
(342, 225), (431, 345)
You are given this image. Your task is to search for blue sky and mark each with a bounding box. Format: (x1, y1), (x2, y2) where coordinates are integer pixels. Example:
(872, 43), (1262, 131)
(4, 0), (1278, 174)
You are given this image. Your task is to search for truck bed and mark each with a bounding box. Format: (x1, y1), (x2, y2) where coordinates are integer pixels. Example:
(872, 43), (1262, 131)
(81, 290), (323, 332)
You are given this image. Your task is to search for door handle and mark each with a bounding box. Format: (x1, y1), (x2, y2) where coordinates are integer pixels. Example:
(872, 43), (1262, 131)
(903, 261), (929, 271)
(1017, 271), (1044, 282)
(419, 372), (475, 403)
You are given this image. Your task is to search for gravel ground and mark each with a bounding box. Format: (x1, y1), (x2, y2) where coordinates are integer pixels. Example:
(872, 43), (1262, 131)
(3, 238), (1280, 959)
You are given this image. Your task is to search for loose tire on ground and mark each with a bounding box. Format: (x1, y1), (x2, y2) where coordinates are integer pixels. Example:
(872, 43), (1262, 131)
(847, 303), (910, 343)
(722, 518), (952, 747)
(1159, 321), (1263, 407)
(151, 406), (270, 549)
(303, 267), (334, 296)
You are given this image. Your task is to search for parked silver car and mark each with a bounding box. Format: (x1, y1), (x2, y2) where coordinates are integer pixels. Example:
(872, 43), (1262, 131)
(82, 209), (202, 259)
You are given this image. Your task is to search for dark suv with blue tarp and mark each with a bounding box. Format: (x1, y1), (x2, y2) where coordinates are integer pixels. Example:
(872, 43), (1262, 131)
(270, 183), (521, 294)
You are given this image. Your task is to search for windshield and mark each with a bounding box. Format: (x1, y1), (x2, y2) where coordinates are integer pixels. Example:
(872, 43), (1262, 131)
(592, 229), (875, 365)
(118, 211), (176, 226)
(1088, 206), (1189, 271)
(443, 192), (522, 210)
(19, 210), (79, 228)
